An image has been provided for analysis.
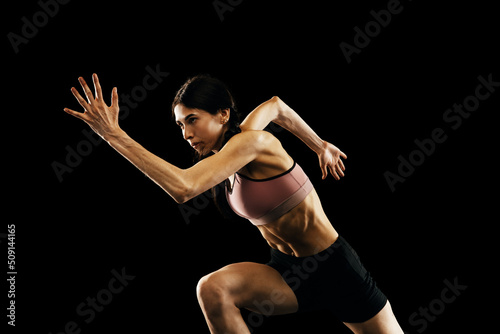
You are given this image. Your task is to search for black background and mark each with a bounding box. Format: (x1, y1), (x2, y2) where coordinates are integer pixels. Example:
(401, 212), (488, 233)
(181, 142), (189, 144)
(5, 0), (498, 333)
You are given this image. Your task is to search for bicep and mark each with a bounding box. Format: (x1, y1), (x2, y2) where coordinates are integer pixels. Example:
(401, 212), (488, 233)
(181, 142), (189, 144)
(182, 131), (266, 201)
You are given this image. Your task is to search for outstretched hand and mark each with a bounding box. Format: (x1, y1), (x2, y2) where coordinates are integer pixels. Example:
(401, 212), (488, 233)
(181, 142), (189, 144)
(64, 74), (121, 140)
(317, 141), (347, 180)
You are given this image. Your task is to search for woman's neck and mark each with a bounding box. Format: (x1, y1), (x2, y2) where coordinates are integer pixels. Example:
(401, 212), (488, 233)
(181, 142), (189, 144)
(212, 127), (230, 154)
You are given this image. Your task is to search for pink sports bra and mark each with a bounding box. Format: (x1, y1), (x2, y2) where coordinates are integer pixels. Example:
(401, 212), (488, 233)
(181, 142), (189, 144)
(225, 162), (314, 225)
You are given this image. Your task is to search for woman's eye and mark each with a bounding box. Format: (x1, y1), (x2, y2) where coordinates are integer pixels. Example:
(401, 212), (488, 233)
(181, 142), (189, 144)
(188, 118), (196, 124)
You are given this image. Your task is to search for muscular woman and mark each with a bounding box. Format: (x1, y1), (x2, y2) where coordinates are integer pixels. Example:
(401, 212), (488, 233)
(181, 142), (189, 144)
(64, 73), (404, 334)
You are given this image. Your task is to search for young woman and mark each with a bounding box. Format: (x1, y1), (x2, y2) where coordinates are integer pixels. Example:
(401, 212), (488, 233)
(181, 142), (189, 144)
(64, 73), (404, 334)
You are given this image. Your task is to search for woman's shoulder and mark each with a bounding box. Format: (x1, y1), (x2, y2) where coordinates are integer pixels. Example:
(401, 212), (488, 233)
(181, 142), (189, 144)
(235, 129), (281, 144)
(231, 130), (292, 177)
(228, 130), (279, 150)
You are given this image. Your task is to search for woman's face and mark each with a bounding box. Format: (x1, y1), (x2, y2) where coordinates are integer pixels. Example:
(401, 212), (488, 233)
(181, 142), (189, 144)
(173, 104), (229, 155)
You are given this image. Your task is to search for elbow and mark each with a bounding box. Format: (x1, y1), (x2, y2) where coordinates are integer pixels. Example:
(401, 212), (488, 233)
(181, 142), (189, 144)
(168, 176), (194, 204)
(266, 96), (283, 121)
(270, 96), (285, 114)
(270, 96), (288, 124)
(271, 95), (286, 106)
(270, 96), (282, 110)
(270, 95), (280, 103)
(172, 186), (194, 204)
(173, 193), (189, 204)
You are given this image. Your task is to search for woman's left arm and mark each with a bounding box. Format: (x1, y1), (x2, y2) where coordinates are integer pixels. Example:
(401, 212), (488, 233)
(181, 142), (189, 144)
(64, 74), (264, 204)
(241, 96), (347, 180)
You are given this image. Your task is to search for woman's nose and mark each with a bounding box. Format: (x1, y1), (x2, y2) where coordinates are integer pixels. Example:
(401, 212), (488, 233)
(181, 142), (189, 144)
(183, 128), (193, 140)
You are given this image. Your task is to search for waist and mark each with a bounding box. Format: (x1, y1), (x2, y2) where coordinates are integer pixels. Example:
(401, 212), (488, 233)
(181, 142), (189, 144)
(261, 219), (339, 257)
(269, 234), (343, 262)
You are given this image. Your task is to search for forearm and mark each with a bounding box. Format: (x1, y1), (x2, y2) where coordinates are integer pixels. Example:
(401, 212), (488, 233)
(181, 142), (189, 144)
(105, 130), (189, 203)
(273, 97), (325, 154)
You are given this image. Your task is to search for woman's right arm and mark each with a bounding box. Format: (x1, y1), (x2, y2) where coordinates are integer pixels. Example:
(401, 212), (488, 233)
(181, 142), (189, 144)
(240, 96), (347, 180)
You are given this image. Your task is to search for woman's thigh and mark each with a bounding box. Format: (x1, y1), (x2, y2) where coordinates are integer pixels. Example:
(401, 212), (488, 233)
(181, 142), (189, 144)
(343, 301), (404, 334)
(198, 261), (299, 315)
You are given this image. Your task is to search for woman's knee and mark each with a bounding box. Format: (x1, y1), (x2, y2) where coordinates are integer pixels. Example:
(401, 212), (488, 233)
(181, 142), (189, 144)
(196, 271), (235, 315)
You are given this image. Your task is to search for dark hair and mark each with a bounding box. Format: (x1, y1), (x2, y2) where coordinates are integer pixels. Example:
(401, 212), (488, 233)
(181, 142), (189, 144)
(172, 74), (241, 159)
(172, 74), (241, 219)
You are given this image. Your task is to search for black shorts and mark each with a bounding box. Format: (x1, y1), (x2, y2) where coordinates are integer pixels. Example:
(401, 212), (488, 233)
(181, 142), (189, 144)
(265, 235), (387, 323)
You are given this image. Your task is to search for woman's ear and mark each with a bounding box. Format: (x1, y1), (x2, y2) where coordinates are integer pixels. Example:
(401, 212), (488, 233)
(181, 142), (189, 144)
(219, 108), (231, 124)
